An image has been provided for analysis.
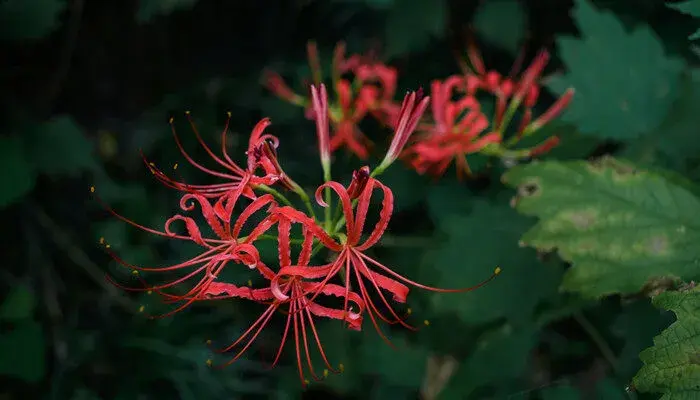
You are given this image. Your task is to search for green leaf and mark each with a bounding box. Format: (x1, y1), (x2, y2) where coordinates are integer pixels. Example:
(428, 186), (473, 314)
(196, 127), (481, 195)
(0, 285), (36, 321)
(0, 0), (65, 41)
(667, 0), (700, 40)
(428, 199), (561, 325)
(502, 157), (700, 298)
(384, 0), (447, 58)
(0, 135), (35, 208)
(633, 285), (700, 398)
(360, 332), (427, 388)
(546, 0), (684, 140)
(0, 321), (46, 382)
(25, 116), (97, 176)
(541, 384), (582, 400)
(136, 0), (199, 23)
(441, 323), (538, 396)
(473, 0), (526, 54)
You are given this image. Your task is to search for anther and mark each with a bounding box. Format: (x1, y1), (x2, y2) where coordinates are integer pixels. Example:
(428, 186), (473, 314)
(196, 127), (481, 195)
(139, 305), (145, 313)
(339, 363), (345, 373)
(173, 163), (178, 170)
(99, 237), (105, 244)
(132, 270), (139, 276)
(206, 359), (212, 367)
(247, 280), (252, 286)
(407, 308), (412, 315)
(90, 186), (95, 193)
(323, 369), (329, 378)
(494, 266), (502, 275)
(423, 320), (430, 326)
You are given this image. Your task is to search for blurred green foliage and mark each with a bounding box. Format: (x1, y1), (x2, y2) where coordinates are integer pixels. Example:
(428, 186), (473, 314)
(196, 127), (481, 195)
(2, 0), (700, 399)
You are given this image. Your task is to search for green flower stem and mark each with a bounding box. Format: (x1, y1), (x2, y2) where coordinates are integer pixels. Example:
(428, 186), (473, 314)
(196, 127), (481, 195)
(254, 184), (294, 207)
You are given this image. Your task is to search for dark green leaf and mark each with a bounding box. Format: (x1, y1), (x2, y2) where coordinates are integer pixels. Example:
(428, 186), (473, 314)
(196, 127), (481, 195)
(667, 0), (700, 40)
(0, 321), (46, 383)
(136, 0), (198, 23)
(633, 285), (700, 398)
(25, 116), (97, 176)
(0, 285), (36, 321)
(547, 0), (684, 139)
(0, 0), (65, 41)
(473, 0), (526, 54)
(384, 0), (447, 58)
(0, 135), (35, 208)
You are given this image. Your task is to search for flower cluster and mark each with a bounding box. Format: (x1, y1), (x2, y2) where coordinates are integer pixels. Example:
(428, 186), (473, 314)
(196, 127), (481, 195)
(267, 41), (574, 178)
(94, 85), (499, 385)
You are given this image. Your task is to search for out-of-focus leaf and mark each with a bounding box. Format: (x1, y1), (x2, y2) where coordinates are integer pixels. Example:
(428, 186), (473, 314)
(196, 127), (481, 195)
(25, 116), (97, 176)
(0, 285), (35, 321)
(428, 199), (561, 325)
(0, 0), (65, 41)
(384, 0), (447, 58)
(381, 163), (429, 211)
(361, 332), (428, 388)
(518, 122), (601, 161)
(547, 0), (684, 139)
(0, 320), (45, 383)
(331, 0), (394, 8)
(473, 0), (526, 54)
(540, 384), (581, 399)
(667, 0), (700, 40)
(0, 135), (35, 208)
(441, 323), (538, 396)
(595, 378), (628, 400)
(136, 0), (199, 23)
(633, 285), (700, 398)
(502, 157), (700, 298)
(612, 300), (671, 379)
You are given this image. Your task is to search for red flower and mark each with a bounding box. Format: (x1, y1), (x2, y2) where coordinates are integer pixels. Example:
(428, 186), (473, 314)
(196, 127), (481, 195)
(265, 41), (398, 159)
(144, 114), (287, 217)
(404, 78), (501, 178)
(269, 167), (500, 344)
(206, 214), (365, 385)
(100, 192), (279, 318)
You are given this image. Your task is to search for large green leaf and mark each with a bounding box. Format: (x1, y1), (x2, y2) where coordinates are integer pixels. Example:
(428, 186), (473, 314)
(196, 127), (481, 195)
(427, 199), (561, 325)
(384, 0), (447, 58)
(25, 116), (97, 176)
(0, 0), (65, 41)
(473, 0), (526, 54)
(547, 0), (684, 140)
(633, 285), (700, 399)
(136, 0), (199, 23)
(502, 157), (700, 298)
(0, 321), (46, 383)
(0, 135), (36, 208)
(0, 285), (36, 321)
(667, 0), (700, 40)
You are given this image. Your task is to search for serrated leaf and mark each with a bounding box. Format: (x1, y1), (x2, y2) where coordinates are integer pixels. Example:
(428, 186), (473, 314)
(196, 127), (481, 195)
(0, 321), (45, 382)
(547, 0), (684, 139)
(0, 0), (65, 41)
(25, 116), (97, 176)
(427, 199), (561, 325)
(384, 0), (446, 58)
(136, 0), (198, 23)
(667, 0), (700, 40)
(633, 286), (700, 398)
(0, 135), (35, 208)
(502, 157), (700, 298)
(0, 285), (36, 321)
(473, 0), (526, 54)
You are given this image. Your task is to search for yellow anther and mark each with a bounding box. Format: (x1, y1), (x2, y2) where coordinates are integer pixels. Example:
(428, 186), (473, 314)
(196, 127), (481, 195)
(304, 379), (310, 385)
(132, 270), (139, 276)
(339, 363), (345, 373)
(206, 359), (212, 367)
(226, 111), (232, 118)
(407, 308), (412, 315)
(323, 369), (329, 378)
(99, 237), (105, 244)
(206, 339), (212, 345)
(105, 244), (111, 249)
(247, 280), (252, 287)
(147, 290), (152, 295)
(173, 163), (178, 170)
(138, 305), (145, 313)
(90, 186), (95, 193)
(149, 162), (155, 167)
(169, 117), (174, 124)
(423, 320), (430, 326)
(185, 110), (191, 115)
(494, 266), (502, 275)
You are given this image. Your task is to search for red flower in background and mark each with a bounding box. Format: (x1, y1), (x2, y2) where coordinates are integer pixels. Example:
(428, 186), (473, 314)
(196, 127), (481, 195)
(265, 41), (398, 159)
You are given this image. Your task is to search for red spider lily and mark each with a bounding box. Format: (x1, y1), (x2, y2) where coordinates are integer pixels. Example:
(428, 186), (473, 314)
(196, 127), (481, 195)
(404, 78), (501, 178)
(205, 216), (365, 385)
(268, 167), (500, 345)
(97, 191), (280, 318)
(265, 41), (398, 159)
(143, 113), (293, 217)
